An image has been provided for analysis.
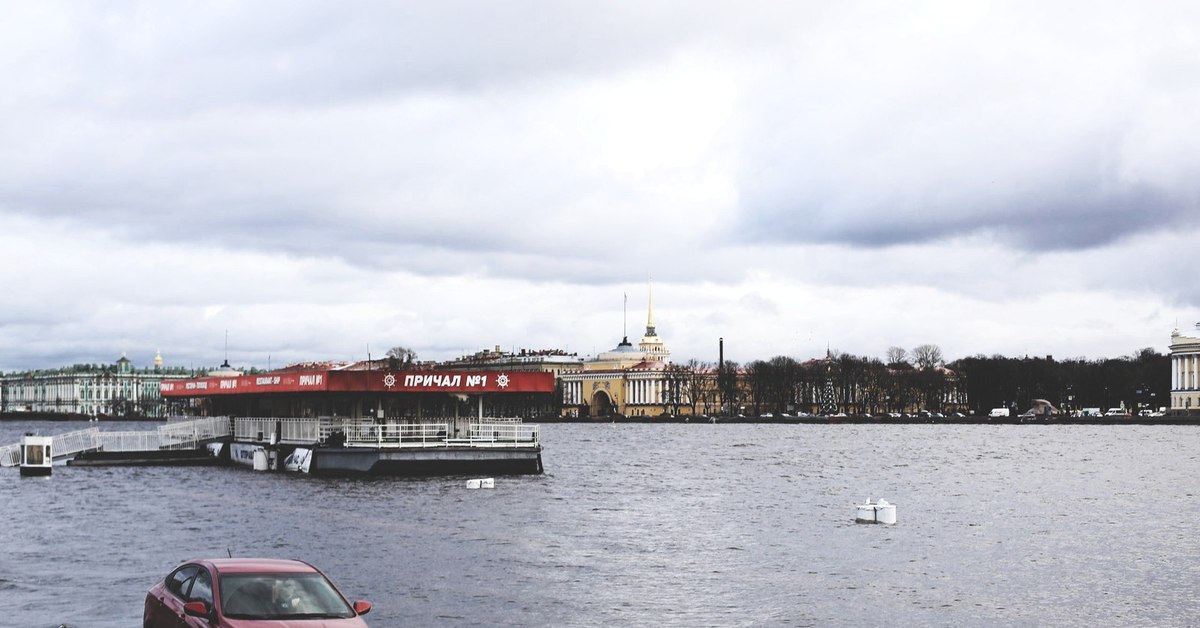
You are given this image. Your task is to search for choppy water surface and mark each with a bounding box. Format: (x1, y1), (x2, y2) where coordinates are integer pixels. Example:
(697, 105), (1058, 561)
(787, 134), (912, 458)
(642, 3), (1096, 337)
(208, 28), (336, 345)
(1, 421), (1198, 627)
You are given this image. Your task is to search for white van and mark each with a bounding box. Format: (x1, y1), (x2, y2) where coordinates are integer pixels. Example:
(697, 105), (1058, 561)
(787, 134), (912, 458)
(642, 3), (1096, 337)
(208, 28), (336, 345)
(989, 407), (1010, 418)
(1104, 407), (1128, 417)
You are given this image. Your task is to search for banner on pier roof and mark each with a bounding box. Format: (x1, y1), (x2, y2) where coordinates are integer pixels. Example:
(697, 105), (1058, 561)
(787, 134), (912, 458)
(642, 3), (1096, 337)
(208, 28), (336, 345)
(160, 370), (555, 397)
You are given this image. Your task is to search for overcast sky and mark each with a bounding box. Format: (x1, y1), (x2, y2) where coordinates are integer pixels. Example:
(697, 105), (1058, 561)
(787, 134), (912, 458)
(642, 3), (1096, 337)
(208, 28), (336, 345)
(2, 1), (1198, 372)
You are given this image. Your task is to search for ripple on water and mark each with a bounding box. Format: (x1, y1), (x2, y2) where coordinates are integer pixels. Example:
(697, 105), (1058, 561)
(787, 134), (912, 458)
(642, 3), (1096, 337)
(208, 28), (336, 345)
(1, 422), (1199, 626)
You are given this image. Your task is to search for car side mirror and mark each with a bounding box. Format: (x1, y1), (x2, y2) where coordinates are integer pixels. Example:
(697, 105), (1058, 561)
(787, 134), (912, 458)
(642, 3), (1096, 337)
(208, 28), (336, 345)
(353, 600), (372, 615)
(183, 601), (210, 617)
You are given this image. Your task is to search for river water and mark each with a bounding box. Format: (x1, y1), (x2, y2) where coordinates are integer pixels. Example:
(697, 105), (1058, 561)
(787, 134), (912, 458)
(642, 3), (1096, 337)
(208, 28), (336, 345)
(1, 420), (1197, 627)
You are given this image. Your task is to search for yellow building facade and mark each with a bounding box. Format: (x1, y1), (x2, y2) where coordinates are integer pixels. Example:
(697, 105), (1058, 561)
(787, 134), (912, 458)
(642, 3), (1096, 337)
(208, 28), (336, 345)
(560, 287), (682, 418)
(1170, 325), (1200, 412)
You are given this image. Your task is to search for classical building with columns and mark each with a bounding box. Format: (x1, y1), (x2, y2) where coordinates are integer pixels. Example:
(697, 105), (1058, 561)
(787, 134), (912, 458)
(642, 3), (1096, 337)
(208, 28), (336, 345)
(1170, 325), (1200, 414)
(559, 286), (688, 418)
(0, 352), (192, 417)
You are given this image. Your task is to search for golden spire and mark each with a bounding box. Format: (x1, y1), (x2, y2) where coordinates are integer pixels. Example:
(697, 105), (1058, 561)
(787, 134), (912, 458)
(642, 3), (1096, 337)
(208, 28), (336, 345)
(645, 274), (656, 337)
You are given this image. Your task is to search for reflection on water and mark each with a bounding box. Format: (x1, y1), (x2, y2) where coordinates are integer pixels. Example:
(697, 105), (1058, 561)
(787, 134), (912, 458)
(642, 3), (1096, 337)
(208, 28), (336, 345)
(1, 421), (1198, 627)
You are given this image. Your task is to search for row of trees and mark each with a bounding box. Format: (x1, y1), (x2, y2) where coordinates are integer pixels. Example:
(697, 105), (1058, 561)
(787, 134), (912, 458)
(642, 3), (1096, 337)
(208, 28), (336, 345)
(948, 348), (1169, 415)
(620, 346), (1169, 417)
(651, 352), (965, 417)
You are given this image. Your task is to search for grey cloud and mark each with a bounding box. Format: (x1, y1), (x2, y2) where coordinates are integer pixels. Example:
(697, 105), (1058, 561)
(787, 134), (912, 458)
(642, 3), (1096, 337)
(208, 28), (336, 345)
(725, 2), (1200, 252)
(737, 180), (1193, 252)
(8, 1), (782, 114)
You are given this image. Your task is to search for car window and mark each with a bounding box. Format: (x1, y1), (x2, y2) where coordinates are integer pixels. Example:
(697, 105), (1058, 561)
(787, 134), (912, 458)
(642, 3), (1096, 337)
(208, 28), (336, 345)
(219, 573), (355, 619)
(188, 568), (213, 606)
(166, 565), (199, 599)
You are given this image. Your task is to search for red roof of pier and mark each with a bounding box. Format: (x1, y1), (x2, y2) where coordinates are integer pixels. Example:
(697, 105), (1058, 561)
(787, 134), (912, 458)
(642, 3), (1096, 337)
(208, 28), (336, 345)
(160, 369), (555, 397)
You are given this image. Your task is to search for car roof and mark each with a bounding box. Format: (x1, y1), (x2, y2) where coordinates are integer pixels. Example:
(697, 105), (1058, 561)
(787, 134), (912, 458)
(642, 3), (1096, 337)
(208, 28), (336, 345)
(189, 558), (320, 574)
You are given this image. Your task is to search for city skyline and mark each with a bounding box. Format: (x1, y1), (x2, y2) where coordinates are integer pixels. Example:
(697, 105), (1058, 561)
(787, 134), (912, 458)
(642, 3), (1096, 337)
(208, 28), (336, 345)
(2, 2), (1198, 372)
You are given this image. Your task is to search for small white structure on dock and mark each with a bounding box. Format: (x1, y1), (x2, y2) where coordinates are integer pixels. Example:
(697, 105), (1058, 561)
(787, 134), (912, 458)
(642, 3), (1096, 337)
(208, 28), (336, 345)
(855, 498), (897, 524)
(20, 434), (53, 477)
(284, 447), (312, 473)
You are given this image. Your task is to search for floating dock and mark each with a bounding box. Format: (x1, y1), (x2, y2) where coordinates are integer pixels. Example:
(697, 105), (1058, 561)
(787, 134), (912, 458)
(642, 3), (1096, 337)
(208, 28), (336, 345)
(225, 416), (543, 476)
(1, 415), (543, 477)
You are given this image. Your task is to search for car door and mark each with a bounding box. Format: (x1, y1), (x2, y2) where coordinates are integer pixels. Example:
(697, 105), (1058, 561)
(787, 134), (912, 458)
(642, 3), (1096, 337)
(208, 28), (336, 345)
(148, 565), (198, 628)
(182, 567), (215, 628)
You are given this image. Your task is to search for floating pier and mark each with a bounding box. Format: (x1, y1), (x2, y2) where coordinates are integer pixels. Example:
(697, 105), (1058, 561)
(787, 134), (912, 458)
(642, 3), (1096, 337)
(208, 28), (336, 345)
(227, 416), (542, 476)
(1, 415), (543, 477)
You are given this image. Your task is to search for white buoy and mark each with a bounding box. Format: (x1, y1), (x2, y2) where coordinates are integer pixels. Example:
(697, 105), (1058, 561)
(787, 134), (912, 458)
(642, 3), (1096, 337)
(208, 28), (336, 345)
(875, 499), (896, 524)
(855, 498), (897, 524)
(466, 478), (494, 489)
(252, 447), (269, 471)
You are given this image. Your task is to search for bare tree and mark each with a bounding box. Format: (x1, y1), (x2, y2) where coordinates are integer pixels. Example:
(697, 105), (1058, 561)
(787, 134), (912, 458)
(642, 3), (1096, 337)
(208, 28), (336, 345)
(717, 360), (741, 415)
(679, 359), (715, 416)
(886, 346), (909, 366)
(387, 346), (417, 368)
(912, 344), (944, 369)
(745, 360), (771, 416)
(660, 363), (690, 416)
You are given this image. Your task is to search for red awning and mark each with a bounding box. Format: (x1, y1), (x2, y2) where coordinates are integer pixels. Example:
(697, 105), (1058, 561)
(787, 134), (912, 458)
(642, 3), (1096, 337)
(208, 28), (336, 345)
(160, 370), (555, 397)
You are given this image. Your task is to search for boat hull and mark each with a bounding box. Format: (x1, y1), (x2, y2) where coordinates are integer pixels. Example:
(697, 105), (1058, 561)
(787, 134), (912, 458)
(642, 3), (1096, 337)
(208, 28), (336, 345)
(309, 445), (544, 476)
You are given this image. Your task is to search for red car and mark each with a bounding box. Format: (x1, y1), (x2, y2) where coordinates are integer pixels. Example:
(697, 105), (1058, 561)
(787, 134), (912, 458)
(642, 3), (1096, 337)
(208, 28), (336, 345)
(144, 558), (372, 627)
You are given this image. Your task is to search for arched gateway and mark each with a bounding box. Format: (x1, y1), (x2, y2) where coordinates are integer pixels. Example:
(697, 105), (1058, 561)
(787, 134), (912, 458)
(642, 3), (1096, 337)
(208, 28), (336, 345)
(590, 390), (615, 418)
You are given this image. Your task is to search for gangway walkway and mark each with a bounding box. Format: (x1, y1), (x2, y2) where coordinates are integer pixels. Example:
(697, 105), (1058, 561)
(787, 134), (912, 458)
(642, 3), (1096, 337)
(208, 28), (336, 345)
(0, 417), (231, 467)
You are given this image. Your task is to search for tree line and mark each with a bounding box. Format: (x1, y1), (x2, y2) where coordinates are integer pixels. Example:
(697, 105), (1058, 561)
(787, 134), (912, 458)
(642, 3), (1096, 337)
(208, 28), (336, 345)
(383, 343), (1171, 418)
(647, 345), (1169, 417)
(949, 348), (1168, 415)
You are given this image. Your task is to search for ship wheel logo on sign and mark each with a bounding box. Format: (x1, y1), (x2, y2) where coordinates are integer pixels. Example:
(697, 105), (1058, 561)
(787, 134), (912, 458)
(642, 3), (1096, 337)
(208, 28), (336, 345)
(496, 373), (510, 388)
(383, 374), (397, 388)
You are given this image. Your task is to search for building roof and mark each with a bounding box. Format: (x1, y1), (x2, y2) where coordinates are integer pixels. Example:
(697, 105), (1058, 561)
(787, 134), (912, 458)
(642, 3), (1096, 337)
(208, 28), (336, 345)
(161, 368), (555, 397)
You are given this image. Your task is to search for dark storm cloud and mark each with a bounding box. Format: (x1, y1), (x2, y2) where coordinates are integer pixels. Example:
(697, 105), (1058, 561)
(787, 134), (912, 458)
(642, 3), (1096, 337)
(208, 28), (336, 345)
(726, 2), (1200, 253)
(738, 181), (1194, 251)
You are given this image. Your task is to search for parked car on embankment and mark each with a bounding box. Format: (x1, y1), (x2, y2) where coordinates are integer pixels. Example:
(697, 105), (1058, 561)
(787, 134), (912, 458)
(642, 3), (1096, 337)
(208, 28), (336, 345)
(144, 557), (371, 627)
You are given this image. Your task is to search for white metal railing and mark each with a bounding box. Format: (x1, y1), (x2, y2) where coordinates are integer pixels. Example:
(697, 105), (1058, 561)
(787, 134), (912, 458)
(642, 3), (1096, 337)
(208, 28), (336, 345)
(331, 421), (450, 447)
(159, 416), (231, 449)
(98, 417), (230, 452)
(53, 428), (103, 458)
(0, 418), (233, 466)
(476, 417), (524, 424)
(233, 417), (322, 443)
(462, 422), (540, 446)
(98, 431), (164, 452)
(0, 444), (20, 467)
(280, 418), (542, 449)
(1, 416), (539, 467)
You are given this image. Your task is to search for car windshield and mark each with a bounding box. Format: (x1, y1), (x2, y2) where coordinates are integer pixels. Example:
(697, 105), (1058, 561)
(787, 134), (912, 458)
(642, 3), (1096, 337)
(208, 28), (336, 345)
(219, 572), (355, 619)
